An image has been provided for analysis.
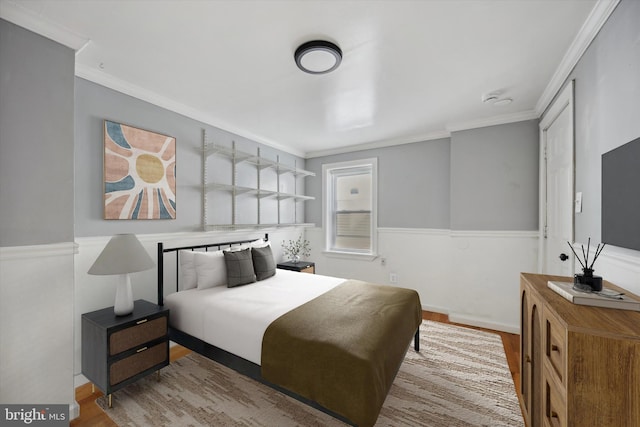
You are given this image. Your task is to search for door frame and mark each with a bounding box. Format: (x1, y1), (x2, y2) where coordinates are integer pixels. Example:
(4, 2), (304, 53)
(538, 80), (575, 273)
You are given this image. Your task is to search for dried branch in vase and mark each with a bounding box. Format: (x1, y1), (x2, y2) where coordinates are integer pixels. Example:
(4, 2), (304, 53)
(567, 238), (606, 291)
(282, 236), (311, 263)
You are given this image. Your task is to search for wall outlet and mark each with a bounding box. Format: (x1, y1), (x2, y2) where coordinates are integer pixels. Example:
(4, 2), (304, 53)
(389, 272), (398, 284)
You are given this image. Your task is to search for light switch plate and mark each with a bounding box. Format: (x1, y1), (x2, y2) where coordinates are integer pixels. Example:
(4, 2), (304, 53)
(575, 192), (583, 213)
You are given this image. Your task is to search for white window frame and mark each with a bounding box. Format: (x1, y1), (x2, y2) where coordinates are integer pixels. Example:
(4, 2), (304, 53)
(322, 158), (378, 260)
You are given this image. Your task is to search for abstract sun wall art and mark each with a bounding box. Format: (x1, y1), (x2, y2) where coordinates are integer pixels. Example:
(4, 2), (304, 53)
(103, 120), (176, 219)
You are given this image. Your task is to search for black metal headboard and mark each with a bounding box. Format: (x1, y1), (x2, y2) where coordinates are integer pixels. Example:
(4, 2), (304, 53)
(157, 233), (268, 306)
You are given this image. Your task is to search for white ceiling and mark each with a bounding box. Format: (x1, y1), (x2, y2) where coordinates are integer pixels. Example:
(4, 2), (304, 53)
(1, 0), (608, 157)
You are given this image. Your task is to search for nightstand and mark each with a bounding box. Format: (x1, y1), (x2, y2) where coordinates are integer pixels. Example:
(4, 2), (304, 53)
(277, 261), (315, 274)
(81, 299), (169, 407)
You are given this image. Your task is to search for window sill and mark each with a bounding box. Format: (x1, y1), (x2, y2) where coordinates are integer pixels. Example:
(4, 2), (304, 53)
(322, 251), (378, 262)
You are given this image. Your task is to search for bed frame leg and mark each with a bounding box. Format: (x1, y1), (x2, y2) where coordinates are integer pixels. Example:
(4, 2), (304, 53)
(414, 330), (420, 352)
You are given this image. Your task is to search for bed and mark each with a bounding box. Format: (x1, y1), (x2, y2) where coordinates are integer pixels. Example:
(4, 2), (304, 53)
(157, 235), (422, 426)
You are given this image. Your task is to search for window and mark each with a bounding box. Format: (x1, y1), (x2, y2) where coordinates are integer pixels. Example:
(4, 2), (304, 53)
(323, 158), (377, 257)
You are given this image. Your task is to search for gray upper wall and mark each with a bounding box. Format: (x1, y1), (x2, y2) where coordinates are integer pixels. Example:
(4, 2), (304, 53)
(305, 119), (539, 231)
(560, 0), (640, 247)
(0, 19), (75, 247)
(450, 120), (539, 230)
(75, 77), (305, 237)
(305, 139), (451, 229)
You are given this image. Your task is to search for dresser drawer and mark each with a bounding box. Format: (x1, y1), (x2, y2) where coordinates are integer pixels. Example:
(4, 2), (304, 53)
(110, 315), (167, 355)
(544, 309), (566, 383)
(109, 342), (167, 386)
(544, 379), (567, 427)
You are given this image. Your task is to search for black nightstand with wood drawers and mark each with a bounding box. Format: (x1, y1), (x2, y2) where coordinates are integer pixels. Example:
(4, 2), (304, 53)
(81, 299), (169, 407)
(277, 261), (315, 274)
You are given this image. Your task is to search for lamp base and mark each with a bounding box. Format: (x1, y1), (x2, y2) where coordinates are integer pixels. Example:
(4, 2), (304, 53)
(114, 274), (134, 316)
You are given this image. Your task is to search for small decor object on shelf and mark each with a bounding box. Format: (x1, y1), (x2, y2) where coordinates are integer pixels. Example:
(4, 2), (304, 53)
(282, 235), (310, 264)
(567, 238), (605, 292)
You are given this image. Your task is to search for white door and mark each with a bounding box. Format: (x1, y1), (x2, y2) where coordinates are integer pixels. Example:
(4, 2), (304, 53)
(539, 81), (574, 275)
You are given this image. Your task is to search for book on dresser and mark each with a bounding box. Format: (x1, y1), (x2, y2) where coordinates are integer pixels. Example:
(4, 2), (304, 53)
(547, 280), (640, 311)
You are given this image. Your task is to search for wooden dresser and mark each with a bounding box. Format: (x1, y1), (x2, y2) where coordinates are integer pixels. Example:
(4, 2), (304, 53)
(519, 273), (640, 427)
(82, 299), (169, 407)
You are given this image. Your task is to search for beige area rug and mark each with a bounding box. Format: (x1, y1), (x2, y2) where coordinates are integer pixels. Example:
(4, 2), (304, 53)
(97, 321), (524, 426)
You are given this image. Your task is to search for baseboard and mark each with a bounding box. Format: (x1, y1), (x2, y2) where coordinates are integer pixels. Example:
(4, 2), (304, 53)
(421, 304), (449, 315)
(448, 313), (519, 335)
(74, 373), (89, 389)
(422, 305), (519, 335)
(69, 401), (80, 421)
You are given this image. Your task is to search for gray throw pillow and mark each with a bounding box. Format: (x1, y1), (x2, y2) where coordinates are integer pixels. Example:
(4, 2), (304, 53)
(223, 248), (256, 287)
(252, 245), (276, 281)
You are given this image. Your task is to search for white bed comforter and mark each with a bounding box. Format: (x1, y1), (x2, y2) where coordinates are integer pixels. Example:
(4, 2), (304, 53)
(164, 269), (344, 364)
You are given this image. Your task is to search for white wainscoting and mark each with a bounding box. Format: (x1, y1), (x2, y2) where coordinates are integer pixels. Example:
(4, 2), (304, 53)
(0, 242), (78, 419)
(73, 227), (307, 387)
(306, 227), (540, 334)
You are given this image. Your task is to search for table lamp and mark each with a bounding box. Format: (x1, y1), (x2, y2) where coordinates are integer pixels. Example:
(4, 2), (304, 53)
(88, 234), (155, 316)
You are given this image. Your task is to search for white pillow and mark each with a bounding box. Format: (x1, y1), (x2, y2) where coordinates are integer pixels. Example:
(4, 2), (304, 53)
(250, 239), (270, 248)
(226, 239), (269, 252)
(179, 250), (197, 291)
(194, 250), (227, 289)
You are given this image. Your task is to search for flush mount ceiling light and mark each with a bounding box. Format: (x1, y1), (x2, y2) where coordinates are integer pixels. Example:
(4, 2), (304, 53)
(294, 40), (342, 75)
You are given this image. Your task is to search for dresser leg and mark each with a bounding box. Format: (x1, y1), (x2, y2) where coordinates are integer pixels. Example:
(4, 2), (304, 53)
(91, 384), (95, 394)
(156, 371), (161, 381)
(108, 394), (112, 408)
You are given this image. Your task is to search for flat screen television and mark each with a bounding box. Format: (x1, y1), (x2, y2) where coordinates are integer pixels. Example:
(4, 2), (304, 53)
(601, 136), (640, 251)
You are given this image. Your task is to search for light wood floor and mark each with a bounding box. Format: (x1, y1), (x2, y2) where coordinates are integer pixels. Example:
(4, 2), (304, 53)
(70, 311), (520, 427)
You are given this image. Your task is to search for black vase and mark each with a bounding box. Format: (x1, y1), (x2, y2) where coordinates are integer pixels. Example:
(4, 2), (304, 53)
(574, 268), (603, 292)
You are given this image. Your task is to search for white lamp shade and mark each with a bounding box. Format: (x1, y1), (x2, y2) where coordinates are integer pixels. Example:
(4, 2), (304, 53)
(88, 234), (154, 275)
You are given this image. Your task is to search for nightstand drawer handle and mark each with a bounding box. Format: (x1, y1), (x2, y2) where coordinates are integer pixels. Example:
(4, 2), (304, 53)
(136, 319), (148, 325)
(551, 411), (559, 419)
(136, 346), (148, 353)
(551, 344), (560, 352)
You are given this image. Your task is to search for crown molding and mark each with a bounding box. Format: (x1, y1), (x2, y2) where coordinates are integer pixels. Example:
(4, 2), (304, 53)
(535, 0), (620, 116)
(75, 63), (306, 158)
(0, 0), (90, 51)
(305, 109), (540, 158)
(304, 130), (450, 159)
(446, 110), (539, 133)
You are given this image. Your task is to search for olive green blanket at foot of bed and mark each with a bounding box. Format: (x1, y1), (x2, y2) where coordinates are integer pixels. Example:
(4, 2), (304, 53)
(261, 279), (422, 427)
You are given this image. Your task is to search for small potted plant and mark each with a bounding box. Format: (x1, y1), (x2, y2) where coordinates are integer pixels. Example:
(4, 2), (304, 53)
(282, 235), (311, 264)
